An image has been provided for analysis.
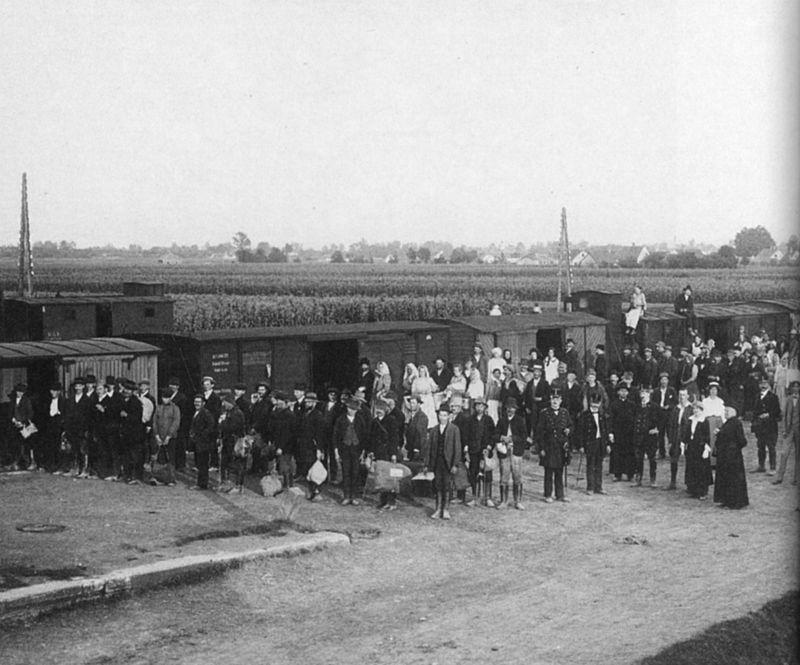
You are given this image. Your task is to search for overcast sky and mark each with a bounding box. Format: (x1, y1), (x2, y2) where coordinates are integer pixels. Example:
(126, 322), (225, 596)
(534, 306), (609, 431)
(1, 1), (797, 250)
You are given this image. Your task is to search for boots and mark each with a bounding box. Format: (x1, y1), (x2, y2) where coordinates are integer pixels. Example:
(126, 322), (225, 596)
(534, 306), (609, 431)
(514, 483), (525, 510)
(441, 494), (451, 520)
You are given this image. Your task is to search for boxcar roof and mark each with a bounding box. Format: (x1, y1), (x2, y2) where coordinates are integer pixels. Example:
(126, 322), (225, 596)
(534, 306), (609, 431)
(187, 320), (451, 342)
(443, 312), (607, 332)
(0, 338), (160, 362)
(647, 301), (793, 321)
(6, 295), (172, 305)
(748, 299), (800, 312)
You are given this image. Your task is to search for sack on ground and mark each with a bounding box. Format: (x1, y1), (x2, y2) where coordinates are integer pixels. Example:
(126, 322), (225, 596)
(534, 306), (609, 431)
(260, 473), (283, 497)
(364, 460), (411, 493)
(234, 435), (253, 458)
(307, 459), (328, 485)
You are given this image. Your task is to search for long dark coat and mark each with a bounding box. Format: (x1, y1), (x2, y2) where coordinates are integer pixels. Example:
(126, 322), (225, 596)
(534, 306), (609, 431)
(684, 417), (713, 497)
(535, 406), (572, 469)
(609, 397), (636, 477)
(712, 417), (749, 508)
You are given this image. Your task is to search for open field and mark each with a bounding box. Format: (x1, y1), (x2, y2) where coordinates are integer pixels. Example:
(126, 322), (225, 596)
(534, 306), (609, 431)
(2, 260), (798, 331)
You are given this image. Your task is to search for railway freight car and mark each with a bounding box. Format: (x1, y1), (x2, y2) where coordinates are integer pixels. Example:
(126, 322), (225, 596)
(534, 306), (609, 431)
(438, 312), (608, 371)
(131, 320), (451, 397)
(0, 338), (160, 403)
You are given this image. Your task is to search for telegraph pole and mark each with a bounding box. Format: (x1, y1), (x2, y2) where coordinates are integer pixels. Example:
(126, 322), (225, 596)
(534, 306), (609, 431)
(556, 207), (573, 312)
(18, 173), (33, 297)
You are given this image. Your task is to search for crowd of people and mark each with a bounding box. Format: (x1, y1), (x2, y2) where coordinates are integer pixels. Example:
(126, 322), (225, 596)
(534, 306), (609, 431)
(2, 302), (799, 517)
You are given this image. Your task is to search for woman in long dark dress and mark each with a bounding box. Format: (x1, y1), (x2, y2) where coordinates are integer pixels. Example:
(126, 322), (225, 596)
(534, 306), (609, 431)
(712, 406), (749, 508)
(684, 401), (713, 499)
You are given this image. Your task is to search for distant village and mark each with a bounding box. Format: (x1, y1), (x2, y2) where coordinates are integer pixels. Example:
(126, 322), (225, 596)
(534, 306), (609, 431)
(0, 225), (796, 269)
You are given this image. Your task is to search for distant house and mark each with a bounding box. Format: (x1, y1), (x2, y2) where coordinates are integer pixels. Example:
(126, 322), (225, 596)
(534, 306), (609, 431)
(571, 250), (597, 268)
(209, 252), (237, 263)
(752, 247), (777, 264)
(157, 252), (182, 265)
(590, 245), (650, 267)
(515, 253), (557, 266)
(482, 254), (497, 265)
(384, 254), (398, 264)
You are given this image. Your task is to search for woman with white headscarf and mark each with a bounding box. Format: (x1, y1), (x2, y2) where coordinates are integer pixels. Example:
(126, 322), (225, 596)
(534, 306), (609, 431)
(412, 365), (438, 425)
(402, 363), (419, 397)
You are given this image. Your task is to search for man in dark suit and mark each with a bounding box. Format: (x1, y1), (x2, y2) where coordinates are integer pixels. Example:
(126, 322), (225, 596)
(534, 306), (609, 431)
(467, 396), (495, 505)
(666, 388), (693, 490)
(189, 394), (216, 490)
(535, 391), (573, 503)
(119, 380), (145, 484)
(674, 284), (696, 329)
(356, 358), (374, 404)
(9, 382), (35, 470)
(167, 376), (191, 472)
(576, 397), (610, 495)
(752, 378), (782, 474)
(41, 382), (68, 473)
(639, 347), (660, 390)
(523, 363), (550, 437)
(63, 377), (92, 476)
(653, 372), (677, 459)
(333, 396), (369, 505)
(425, 401), (461, 520)
(431, 357), (452, 393)
(564, 338), (584, 383)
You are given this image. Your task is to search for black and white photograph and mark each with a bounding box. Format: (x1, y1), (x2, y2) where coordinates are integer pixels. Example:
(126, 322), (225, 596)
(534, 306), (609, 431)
(0, 2), (798, 663)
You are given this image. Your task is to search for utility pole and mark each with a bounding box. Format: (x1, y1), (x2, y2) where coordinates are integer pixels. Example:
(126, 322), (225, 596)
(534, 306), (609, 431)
(18, 173), (33, 297)
(556, 207), (573, 312)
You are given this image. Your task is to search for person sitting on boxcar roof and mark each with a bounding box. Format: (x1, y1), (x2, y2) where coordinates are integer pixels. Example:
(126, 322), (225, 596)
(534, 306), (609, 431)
(624, 284), (647, 341)
(674, 284), (696, 329)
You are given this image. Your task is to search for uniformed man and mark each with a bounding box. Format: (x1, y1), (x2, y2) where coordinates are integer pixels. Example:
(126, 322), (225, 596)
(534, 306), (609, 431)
(535, 390), (573, 503)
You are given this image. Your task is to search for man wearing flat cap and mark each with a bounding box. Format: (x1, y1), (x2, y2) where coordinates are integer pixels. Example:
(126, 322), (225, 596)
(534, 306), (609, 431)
(333, 396), (369, 505)
(425, 400), (461, 520)
(495, 396), (528, 509)
(467, 395), (495, 506)
(640, 347), (659, 391)
(535, 390), (573, 503)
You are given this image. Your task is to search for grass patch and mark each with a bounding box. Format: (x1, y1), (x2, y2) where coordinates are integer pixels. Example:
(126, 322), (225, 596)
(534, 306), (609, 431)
(639, 591), (798, 665)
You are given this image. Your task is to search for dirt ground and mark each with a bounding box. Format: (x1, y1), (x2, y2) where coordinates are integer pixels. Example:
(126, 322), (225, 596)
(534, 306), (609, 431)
(0, 431), (798, 664)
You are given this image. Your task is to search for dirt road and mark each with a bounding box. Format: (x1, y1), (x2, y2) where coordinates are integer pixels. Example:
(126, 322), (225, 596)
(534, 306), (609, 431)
(1, 440), (797, 664)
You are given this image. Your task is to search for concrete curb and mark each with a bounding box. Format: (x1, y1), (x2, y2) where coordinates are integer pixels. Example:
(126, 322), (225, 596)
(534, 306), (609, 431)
(0, 530), (349, 625)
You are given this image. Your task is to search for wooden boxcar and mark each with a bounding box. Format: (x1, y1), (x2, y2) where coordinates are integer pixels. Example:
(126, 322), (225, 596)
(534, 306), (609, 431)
(132, 320), (451, 396)
(0, 338), (160, 403)
(438, 312), (607, 371)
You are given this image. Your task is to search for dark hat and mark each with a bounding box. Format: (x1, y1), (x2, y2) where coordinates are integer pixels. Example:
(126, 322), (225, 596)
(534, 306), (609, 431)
(273, 390), (289, 401)
(293, 382), (305, 391)
(384, 390), (398, 401)
(72, 376), (86, 385)
(595, 344), (605, 351)
(255, 381), (270, 391)
(50, 381), (63, 391)
(616, 384), (630, 392)
(373, 399), (390, 413)
(84, 374), (97, 383)
(159, 387), (172, 398)
(504, 397), (519, 409)
(659, 372), (669, 379)
(326, 385), (339, 394)
(233, 383), (247, 391)
(13, 382), (27, 392)
(123, 380), (137, 391)
(622, 370), (634, 379)
(566, 338), (575, 345)
(664, 345), (673, 351)
(359, 357), (370, 366)
(346, 397), (361, 410)
(193, 393), (205, 401)
(138, 378), (150, 386)
(221, 394), (235, 407)
(759, 378), (770, 386)
(528, 347), (538, 354)
(789, 380), (800, 388)
(437, 400), (451, 413)
(549, 389), (562, 398)
(167, 376), (181, 386)
(683, 284), (692, 291)
(590, 395), (603, 404)
(340, 388), (353, 398)
(531, 362), (543, 371)
(105, 375), (117, 386)
(304, 391), (318, 401)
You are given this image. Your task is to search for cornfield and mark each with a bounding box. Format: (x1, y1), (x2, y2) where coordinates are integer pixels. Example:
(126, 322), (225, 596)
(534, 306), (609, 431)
(1, 260), (797, 332)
